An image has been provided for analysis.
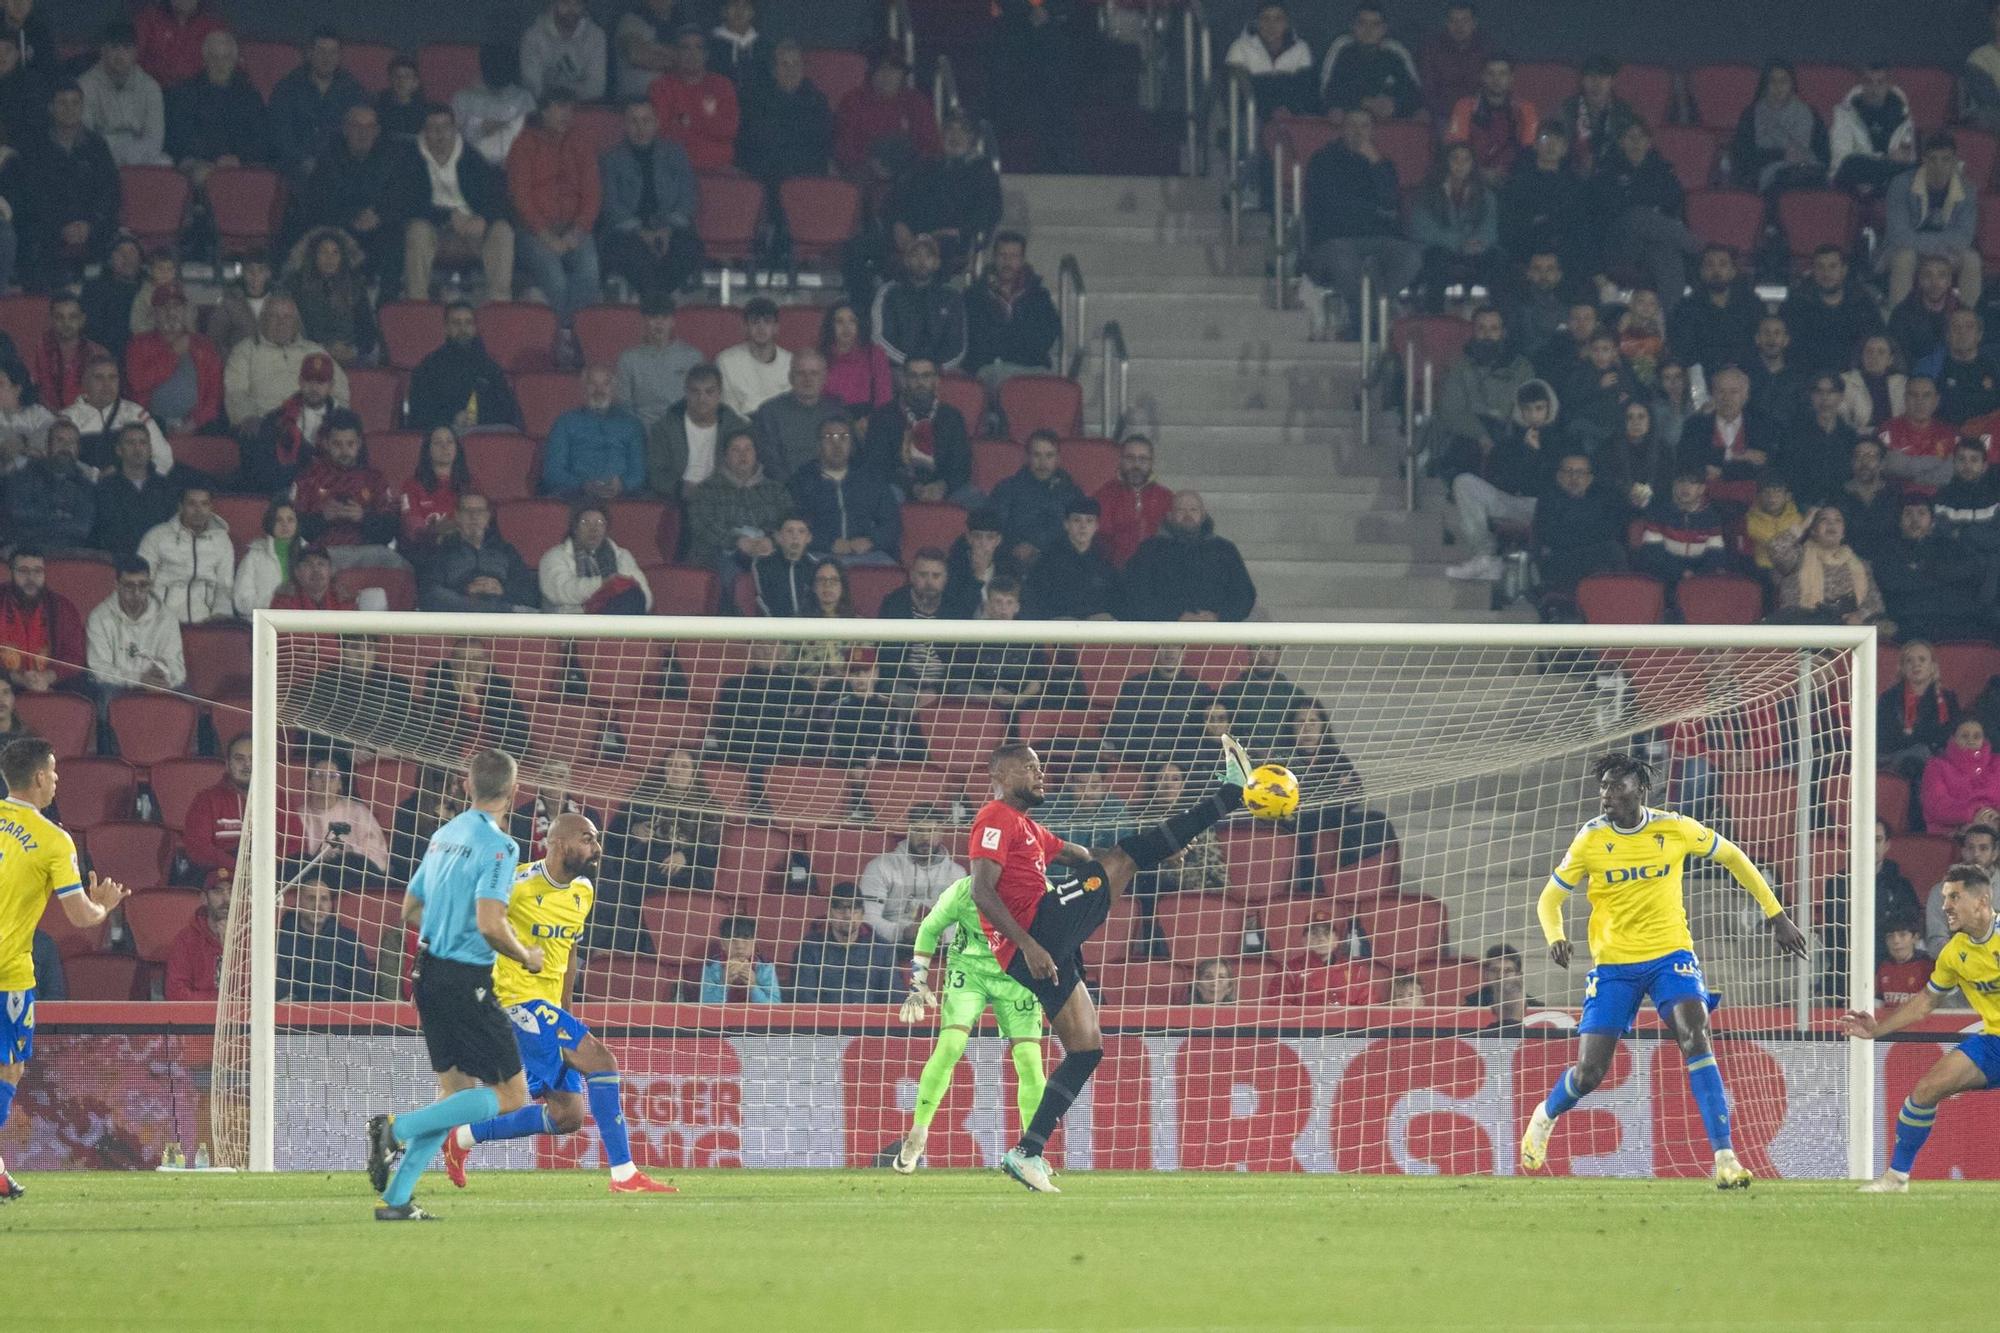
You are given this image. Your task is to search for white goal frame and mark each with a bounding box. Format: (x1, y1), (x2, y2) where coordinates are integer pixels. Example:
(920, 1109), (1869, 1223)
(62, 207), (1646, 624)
(244, 611), (1877, 1176)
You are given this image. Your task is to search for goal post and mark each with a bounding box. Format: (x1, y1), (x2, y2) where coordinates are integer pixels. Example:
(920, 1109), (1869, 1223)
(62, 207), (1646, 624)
(223, 611), (1876, 1178)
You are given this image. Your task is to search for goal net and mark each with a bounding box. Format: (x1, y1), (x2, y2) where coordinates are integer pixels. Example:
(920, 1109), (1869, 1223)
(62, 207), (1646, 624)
(214, 615), (1874, 1178)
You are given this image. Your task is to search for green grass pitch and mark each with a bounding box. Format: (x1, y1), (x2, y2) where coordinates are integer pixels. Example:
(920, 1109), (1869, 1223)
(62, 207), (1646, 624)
(0, 1170), (1968, 1330)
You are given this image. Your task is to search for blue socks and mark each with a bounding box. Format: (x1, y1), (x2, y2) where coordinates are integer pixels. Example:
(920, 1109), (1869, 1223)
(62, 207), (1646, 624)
(1542, 1067), (1583, 1119)
(0, 1077), (15, 1130)
(587, 1074), (633, 1168)
(393, 1086), (500, 1147)
(1685, 1054), (1733, 1152)
(470, 1104), (554, 1144)
(384, 1128), (447, 1207)
(1891, 1097), (1936, 1173)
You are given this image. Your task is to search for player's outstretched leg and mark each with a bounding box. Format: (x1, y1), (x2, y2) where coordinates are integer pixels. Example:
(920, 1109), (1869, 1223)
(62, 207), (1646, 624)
(0, 1067), (23, 1201)
(897, 1025), (971, 1173)
(1862, 1046), (1989, 1192)
(1099, 736), (1252, 896)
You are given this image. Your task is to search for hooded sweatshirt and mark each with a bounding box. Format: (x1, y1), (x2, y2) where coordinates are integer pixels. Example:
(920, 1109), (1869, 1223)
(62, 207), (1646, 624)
(1922, 740), (2000, 829)
(136, 514), (236, 623)
(86, 589), (186, 687)
(857, 839), (967, 945)
(1829, 82), (1915, 181)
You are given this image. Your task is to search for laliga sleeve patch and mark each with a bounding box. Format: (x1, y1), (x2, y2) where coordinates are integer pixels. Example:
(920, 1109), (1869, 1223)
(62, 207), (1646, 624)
(980, 826), (1002, 851)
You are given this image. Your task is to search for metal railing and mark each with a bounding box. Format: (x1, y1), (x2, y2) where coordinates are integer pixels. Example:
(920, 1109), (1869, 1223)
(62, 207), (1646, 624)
(1222, 67), (1257, 245)
(1403, 340), (1434, 514)
(884, 0), (917, 70)
(932, 51), (960, 122)
(1057, 254), (1088, 379)
(1180, 0), (1215, 176)
(1101, 320), (1131, 439)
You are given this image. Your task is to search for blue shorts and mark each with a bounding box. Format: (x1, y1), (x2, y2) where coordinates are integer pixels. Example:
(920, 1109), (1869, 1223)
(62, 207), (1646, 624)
(503, 1000), (588, 1099)
(1954, 1033), (2000, 1087)
(1578, 950), (1716, 1037)
(0, 990), (33, 1065)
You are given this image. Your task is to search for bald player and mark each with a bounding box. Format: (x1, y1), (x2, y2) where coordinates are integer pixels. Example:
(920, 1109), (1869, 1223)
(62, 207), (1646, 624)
(443, 811), (674, 1194)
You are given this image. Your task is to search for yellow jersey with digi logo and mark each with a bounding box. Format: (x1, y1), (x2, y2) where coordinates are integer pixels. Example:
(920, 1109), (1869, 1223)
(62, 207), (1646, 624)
(1927, 927), (2000, 1035)
(492, 861), (593, 1007)
(0, 796), (83, 991)
(1548, 808), (1720, 966)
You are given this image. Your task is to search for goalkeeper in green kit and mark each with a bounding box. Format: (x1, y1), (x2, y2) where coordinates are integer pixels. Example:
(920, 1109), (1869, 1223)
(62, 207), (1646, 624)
(892, 876), (1047, 1173)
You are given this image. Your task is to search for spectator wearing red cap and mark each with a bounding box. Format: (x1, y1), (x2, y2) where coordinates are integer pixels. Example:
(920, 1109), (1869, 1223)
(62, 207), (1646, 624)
(184, 734), (251, 881)
(294, 412), (402, 571)
(269, 544), (356, 612)
(0, 545), (86, 694)
(242, 352), (339, 495)
(136, 1), (228, 90)
(163, 873), (231, 1000)
(123, 283), (223, 435)
(648, 24), (739, 173)
(223, 293), (349, 427)
(507, 88), (603, 321)
(833, 47), (936, 182)
(1093, 435), (1173, 569)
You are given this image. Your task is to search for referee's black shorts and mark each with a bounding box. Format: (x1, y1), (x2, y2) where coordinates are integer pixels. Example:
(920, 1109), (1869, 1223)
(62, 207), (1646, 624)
(411, 952), (522, 1085)
(1003, 862), (1113, 1017)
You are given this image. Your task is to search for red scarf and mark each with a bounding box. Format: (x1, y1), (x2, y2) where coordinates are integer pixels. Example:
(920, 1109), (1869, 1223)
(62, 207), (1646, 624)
(1903, 682), (1948, 735)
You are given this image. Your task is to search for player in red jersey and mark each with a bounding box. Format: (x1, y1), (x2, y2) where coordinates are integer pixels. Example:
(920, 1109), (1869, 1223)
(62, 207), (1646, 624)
(975, 736), (1254, 1193)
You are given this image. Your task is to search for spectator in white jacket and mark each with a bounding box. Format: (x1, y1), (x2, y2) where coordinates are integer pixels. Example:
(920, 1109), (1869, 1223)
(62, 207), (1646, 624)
(520, 0), (607, 101)
(1829, 64), (1916, 197)
(137, 485), (235, 623)
(63, 357), (172, 476)
(1225, 5), (1318, 122)
(537, 503), (654, 613)
(857, 809), (966, 945)
(86, 554), (187, 694)
(78, 22), (170, 167)
(233, 499), (300, 614)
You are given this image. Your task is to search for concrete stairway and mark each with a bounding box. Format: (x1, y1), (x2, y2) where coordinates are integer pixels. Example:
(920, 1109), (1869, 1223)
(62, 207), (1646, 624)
(999, 174), (1512, 623)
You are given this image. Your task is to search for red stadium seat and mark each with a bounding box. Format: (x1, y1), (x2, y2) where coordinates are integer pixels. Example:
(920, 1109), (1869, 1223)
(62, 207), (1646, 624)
(376, 301), (444, 371)
(206, 167), (284, 254)
(1676, 573), (1765, 625)
(1719, 768), (1799, 870)
(51, 758), (137, 827)
(108, 695), (199, 767)
(572, 639), (674, 703)
(1930, 642), (2000, 707)
(238, 39), (299, 99)
(46, 555), (115, 611)
(970, 437), (1017, 491)
(1373, 119), (1434, 188)
(346, 366), (405, 432)
(1216, 824), (1301, 904)
(120, 165), (191, 248)
(582, 955), (686, 1002)
(1511, 62), (1577, 115)
(210, 696), (252, 751)
(1793, 64), (1856, 119)
(803, 48), (867, 108)
(1577, 572), (1666, 624)
(1957, 128), (1999, 195)
(464, 433), (541, 502)
(1896, 833), (1956, 894)
(573, 304), (645, 367)
(793, 826), (895, 889)
(150, 757), (224, 832)
(1688, 63), (1760, 131)
(352, 758), (418, 836)
(1618, 65), (1676, 126)
(914, 704), (1006, 767)
(673, 305), (744, 360)
(857, 764), (948, 826)
(209, 496), (268, 555)
(1776, 189), (1858, 265)
(1414, 956), (1488, 1008)
(696, 174), (765, 263)
(473, 302), (559, 372)
(1353, 892), (1449, 967)
(1152, 896), (1244, 965)
(1080, 891), (1139, 969)
(40, 896), (107, 959)
(514, 369), (584, 439)
(126, 890), (199, 963)
(1388, 314), (1473, 376)
(1890, 66), (1954, 129)
(1876, 771), (1912, 835)
(765, 765), (852, 820)
(348, 889), (411, 976)
(779, 178), (863, 263)
(367, 429), (425, 484)
(0, 292), (49, 354)
(84, 821), (171, 890)
(65, 953), (142, 1000)
(335, 564), (417, 612)
(495, 498), (572, 564)
(776, 304), (823, 353)
(1060, 438), (1120, 495)
(898, 501), (967, 557)
(571, 104), (624, 159)
(343, 42), (396, 94)
(843, 564), (906, 617)
(1978, 209), (2000, 275)
(935, 372), (987, 431)
(1321, 847), (1402, 907)
(1686, 189), (1765, 254)
(609, 499), (677, 566)
(1653, 126), (1721, 192)
(998, 374), (1083, 441)
(417, 43), (482, 101)
(182, 623), (252, 697)
(1093, 959), (1182, 1007)
(170, 434), (240, 482)
(709, 821), (791, 899)
(16, 693), (94, 758)
(644, 564), (719, 615)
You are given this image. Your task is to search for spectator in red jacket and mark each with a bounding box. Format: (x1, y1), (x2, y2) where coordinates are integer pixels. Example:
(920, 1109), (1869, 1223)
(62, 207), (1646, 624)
(1093, 435), (1174, 568)
(1446, 55), (1538, 185)
(269, 544), (356, 612)
(163, 873), (230, 1001)
(1876, 913), (1933, 1005)
(184, 734), (250, 879)
(123, 283), (223, 436)
(1279, 913), (1370, 1005)
(33, 294), (108, 416)
(1921, 716), (2000, 832)
(135, 1), (227, 90)
(293, 410), (402, 570)
(648, 23), (739, 172)
(1417, 2), (1489, 121)
(0, 545), (86, 693)
(1877, 374), (1957, 496)
(507, 88), (603, 320)
(834, 47), (937, 181)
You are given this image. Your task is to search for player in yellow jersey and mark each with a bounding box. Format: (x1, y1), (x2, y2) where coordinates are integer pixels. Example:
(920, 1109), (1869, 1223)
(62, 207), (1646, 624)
(437, 811), (674, 1194)
(1844, 860), (2000, 1192)
(0, 739), (130, 1201)
(1520, 753), (1807, 1188)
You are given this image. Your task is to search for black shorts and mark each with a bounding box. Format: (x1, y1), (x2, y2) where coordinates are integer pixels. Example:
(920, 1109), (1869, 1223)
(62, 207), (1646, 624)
(1004, 862), (1113, 1017)
(411, 952), (522, 1085)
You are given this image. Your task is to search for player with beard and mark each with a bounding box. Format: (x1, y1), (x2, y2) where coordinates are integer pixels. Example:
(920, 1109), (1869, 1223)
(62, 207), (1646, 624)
(441, 811), (675, 1194)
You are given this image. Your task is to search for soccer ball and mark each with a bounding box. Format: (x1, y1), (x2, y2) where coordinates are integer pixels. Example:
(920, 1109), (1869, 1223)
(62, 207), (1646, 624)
(1242, 764), (1300, 821)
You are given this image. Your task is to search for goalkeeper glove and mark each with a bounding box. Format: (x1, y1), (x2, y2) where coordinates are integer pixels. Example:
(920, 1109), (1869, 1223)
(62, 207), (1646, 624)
(899, 956), (938, 1022)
